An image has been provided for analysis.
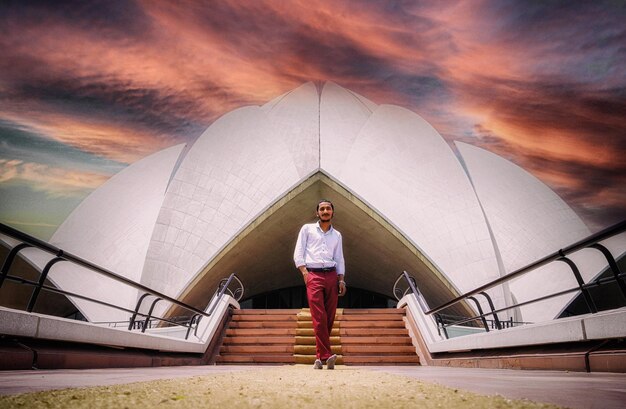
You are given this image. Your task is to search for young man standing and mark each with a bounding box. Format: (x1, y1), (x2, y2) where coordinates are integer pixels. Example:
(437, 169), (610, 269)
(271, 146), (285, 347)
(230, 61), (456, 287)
(293, 199), (346, 370)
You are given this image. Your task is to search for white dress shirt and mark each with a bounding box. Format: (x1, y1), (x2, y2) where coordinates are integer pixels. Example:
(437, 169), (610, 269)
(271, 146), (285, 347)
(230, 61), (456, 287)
(293, 221), (345, 276)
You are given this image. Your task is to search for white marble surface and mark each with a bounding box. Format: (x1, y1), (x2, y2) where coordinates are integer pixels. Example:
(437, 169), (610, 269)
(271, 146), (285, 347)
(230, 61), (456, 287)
(45, 144), (186, 322)
(29, 82), (613, 325)
(456, 142), (602, 321)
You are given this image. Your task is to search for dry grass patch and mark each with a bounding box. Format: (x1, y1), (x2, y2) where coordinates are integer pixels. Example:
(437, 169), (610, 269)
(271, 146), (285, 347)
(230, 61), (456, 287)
(0, 366), (563, 409)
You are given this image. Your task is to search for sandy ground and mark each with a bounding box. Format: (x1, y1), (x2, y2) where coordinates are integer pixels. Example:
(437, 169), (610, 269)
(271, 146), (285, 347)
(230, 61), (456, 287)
(0, 366), (562, 409)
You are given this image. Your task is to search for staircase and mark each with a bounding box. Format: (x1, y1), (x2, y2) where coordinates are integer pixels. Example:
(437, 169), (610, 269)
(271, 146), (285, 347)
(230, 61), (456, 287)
(217, 309), (297, 364)
(216, 308), (419, 365)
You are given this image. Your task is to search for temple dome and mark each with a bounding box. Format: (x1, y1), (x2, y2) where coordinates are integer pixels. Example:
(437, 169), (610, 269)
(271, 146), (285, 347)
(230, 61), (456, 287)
(44, 82), (598, 323)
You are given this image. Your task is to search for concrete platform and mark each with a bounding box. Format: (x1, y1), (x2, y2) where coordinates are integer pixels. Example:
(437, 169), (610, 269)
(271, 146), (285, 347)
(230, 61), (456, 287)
(0, 365), (624, 408)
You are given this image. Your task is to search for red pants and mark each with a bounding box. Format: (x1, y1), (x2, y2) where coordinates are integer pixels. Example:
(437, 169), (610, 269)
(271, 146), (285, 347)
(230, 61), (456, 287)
(306, 271), (338, 361)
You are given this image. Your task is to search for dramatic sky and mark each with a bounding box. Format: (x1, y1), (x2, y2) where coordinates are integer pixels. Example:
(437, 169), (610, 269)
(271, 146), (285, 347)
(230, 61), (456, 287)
(1, 0), (624, 239)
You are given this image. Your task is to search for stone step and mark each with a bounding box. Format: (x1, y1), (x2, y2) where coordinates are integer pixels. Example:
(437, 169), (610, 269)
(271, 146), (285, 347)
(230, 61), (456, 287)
(343, 355), (420, 364)
(295, 328), (340, 336)
(341, 336), (413, 345)
(339, 321), (406, 328)
(341, 345), (416, 354)
(293, 327), (409, 336)
(294, 354), (344, 365)
(336, 314), (404, 321)
(296, 320), (407, 328)
(216, 308), (419, 366)
(229, 321), (297, 329)
(231, 314), (298, 321)
(299, 308), (405, 315)
(342, 308), (405, 315)
(296, 313), (402, 322)
(293, 354), (419, 365)
(222, 336), (295, 345)
(294, 345), (342, 355)
(294, 327), (409, 337)
(295, 336), (341, 345)
(216, 354), (295, 364)
(220, 345), (294, 354)
(226, 328), (297, 336)
(339, 328), (409, 336)
(232, 309), (300, 315)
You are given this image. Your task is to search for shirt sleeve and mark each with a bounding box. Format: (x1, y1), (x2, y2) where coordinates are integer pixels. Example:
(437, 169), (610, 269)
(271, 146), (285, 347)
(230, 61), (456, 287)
(293, 225), (307, 268)
(334, 231), (345, 276)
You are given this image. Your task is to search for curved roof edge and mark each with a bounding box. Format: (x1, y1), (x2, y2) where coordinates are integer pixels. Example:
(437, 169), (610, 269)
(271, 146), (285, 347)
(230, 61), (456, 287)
(172, 170), (475, 318)
(48, 143), (187, 322)
(456, 141), (594, 321)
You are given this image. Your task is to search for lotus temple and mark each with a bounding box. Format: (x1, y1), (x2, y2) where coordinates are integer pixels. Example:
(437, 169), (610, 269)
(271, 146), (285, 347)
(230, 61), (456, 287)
(30, 81), (615, 321)
(1, 82), (624, 376)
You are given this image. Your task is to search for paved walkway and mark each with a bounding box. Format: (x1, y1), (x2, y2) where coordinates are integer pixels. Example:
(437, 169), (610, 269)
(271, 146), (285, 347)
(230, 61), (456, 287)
(370, 366), (626, 409)
(0, 365), (624, 409)
(0, 365), (257, 395)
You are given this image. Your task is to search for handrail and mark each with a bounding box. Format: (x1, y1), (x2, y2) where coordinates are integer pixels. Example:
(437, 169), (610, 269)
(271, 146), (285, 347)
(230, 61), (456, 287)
(393, 270), (431, 313)
(426, 220), (626, 316)
(0, 222), (244, 339)
(0, 222), (208, 316)
(396, 219), (625, 339)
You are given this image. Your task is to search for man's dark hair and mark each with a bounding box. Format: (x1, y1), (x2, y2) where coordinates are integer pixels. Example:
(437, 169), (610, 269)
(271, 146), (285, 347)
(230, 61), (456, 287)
(316, 199), (334, 211)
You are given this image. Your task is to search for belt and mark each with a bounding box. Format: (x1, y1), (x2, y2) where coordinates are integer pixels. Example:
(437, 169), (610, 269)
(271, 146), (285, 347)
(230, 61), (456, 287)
(307, 267), (336, 273)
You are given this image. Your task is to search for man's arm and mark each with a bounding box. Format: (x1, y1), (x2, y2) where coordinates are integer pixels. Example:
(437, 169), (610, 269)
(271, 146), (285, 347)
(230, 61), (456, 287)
(294, 226), (308, 283)
(299, 265), (309, 283)
(335, 232), (346, 295)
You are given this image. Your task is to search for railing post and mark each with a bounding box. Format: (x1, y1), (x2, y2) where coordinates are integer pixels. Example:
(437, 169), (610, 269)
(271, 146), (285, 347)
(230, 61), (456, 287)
(434, 313), (449, 339)
(185, 314), (201, 340)
(141, 297), (162, 333)
(479, 291), (502, 330)
(128, 293), (151, 330)
(205, 273), (238, 317)
(193, 315), (203, 337)
(0, 243), (33, 289)
(589, 243), (626, 301)
(27, 256), (64, 312)
(558, 253), (597, 313)
(467, 296), (489, 332)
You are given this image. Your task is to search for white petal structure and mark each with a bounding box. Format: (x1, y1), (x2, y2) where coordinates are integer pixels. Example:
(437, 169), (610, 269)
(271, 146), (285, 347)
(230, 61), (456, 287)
(48, 144), (186, 322)
(455, 142), (601, 321)
(42, 82), (605, 324)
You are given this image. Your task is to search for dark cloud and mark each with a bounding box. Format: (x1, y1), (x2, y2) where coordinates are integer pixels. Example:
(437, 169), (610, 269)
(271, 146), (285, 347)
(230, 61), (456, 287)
(17, 78), (205, 138)
(0, 0), (151, 40)
(499, 0), (626, 24)
(0, 0), (624, 234)
(460, 75), (626, 152)
(453, 70), (626, 231)
(148, 0), (448, 85)
(0, 50), (209, 142)
(520, 152), (625, 230)
(460, 126), (626, 231)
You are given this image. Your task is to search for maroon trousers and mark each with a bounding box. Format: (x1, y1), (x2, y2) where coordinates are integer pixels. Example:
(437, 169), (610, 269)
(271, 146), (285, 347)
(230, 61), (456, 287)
(306, 271), (339, 361)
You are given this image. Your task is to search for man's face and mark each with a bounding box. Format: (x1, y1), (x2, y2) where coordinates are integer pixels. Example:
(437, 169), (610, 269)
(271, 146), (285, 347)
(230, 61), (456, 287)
(316, 202), (334, 221)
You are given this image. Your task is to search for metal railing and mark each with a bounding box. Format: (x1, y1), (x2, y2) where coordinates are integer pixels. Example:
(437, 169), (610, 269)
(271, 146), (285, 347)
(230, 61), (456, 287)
(394, 220), (626, 339)
(0, 222), (244, 340)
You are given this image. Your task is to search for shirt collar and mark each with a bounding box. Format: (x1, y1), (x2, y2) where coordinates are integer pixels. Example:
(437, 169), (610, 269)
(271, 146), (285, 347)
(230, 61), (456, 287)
(316, 220), (333, 233)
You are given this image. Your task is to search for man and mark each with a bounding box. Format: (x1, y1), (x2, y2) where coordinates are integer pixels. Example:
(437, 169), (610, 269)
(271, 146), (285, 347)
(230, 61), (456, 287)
(293, 199), (346, 370)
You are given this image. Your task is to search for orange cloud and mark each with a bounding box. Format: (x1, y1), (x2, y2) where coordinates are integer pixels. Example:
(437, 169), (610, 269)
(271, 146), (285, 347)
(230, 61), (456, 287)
(0, 159), (110, 197)
(0, 0), (623, 230)
(1, 110), (172, 164)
